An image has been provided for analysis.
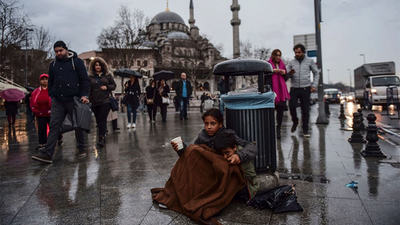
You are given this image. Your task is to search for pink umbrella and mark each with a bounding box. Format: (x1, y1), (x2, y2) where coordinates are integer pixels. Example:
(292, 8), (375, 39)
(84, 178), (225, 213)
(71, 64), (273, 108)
(0, 88), (25, 101)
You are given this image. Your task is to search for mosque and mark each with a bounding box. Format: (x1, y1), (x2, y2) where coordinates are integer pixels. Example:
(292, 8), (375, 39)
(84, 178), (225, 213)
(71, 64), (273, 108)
(79, 0), (226, 95)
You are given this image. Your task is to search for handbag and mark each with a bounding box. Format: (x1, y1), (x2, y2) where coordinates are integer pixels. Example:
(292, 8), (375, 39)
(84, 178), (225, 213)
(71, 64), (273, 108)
(147, 90), (155, 105)
(162, 97), (170, 104)
(121, 95), (127, 105)
(110, 96), (119, 111)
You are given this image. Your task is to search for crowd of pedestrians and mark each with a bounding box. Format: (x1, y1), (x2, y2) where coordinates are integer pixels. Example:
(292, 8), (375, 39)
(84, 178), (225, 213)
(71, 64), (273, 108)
(23, 40), (319, 165)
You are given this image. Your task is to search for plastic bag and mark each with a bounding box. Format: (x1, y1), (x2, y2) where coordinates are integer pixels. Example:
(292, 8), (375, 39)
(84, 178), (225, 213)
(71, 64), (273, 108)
(60, 97), (92, 134)
(246, 184), (303, 213)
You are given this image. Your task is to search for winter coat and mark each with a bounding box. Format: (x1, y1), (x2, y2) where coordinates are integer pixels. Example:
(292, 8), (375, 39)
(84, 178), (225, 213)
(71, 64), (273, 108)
(217, 77), (233, 94)
(125, 81), (141, 108)
(48, 50), (90, 102)
(267, 58), (290, 104)
(175, 79), (192, 98)
(30, 87), (51, 117)
(89, 73), (116, 107)
(156, 84), (170, 106)
(145, 86), (157, 104)
(286, 56), (319, 88)
(4, 101), (19, 115)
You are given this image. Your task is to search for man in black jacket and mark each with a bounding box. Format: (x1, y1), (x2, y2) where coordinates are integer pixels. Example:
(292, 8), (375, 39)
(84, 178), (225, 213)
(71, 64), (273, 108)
(175, 73), (192, 120)
(32, 41), (90, 163)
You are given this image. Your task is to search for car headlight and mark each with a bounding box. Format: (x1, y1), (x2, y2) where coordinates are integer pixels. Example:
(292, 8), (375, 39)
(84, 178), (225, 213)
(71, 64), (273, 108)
(371, 89), (377, 94)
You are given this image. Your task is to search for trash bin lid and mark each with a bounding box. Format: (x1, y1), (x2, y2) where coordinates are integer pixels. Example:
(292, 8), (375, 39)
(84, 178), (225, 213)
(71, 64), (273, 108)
(213, 59), (273, 76)
(221, 92), (275, 109)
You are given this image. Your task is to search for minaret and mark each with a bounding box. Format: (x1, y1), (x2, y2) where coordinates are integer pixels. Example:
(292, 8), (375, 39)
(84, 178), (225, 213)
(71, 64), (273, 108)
(231, 0), (241, 59)
(189, 0), (195, 27)
(166, 0), (170, 11)
(189, 0), (199, 39)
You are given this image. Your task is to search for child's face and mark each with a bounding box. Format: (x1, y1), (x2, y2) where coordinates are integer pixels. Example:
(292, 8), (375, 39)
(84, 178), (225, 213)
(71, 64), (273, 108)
(221, 146), (237, 159)
(204, 116), (223, 136)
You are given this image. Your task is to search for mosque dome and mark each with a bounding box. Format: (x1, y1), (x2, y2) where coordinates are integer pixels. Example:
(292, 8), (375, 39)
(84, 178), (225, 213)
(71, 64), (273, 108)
(150, 11), (186, 25)
(167, 31), (190, 40)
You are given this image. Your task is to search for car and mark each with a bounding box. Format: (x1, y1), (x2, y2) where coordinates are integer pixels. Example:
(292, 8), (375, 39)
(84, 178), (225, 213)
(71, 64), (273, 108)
(324, 88), (341, 103)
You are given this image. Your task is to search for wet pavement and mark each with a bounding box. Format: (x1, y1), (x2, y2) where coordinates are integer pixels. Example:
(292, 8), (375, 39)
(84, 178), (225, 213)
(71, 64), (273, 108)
(1, 103), (399, 225)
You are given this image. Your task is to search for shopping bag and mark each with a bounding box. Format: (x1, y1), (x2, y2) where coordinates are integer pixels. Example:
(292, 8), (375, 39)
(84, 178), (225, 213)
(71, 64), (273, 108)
(60, 97), (92, 134)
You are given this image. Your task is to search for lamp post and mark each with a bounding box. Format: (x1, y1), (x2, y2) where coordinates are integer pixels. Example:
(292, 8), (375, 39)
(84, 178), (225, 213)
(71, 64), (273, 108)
(25, 28), (34, 87)
(348, 69), (352, 92)
(360, 54), (365, 64)
(327, 69), (330, 84)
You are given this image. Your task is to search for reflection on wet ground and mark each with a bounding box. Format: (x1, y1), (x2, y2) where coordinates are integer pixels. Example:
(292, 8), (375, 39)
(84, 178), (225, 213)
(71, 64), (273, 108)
(0, 104), (399, 224)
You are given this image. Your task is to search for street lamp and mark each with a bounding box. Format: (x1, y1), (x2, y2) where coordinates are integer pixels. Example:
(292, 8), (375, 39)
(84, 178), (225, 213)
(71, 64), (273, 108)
(360, 54), (365, 64)
(25, 28), (34, 87)
(348, 69), (352, 92)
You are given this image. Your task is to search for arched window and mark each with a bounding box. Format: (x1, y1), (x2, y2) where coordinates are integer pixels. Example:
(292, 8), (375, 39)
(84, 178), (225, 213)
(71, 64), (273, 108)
(143, 60), (148, 67)
(137, 60), (141, 66)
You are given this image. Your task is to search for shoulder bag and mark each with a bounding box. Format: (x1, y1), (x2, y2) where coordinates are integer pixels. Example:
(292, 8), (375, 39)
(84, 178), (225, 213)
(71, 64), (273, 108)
(147, 90), (155, 105)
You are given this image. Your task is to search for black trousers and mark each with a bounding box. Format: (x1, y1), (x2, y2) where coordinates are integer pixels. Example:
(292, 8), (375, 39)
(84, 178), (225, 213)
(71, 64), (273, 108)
(289, 87), (311, 132)
(92, 103), (111, 137)
(160, 104), (167, 121)
(147, 104), (157, 121)
(37, 117), (63, 145)
(43, 98), (85, 157)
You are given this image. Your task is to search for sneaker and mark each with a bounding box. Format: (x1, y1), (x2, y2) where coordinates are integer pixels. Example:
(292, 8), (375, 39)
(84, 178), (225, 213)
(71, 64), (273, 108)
(291, 122), (298, 133)
(131, 123), (136, 128)
(77, 149), (87, 157)
(32, 152), (53, 164)
(152, 120), (156, 123)
(303, 131), (310, 138)
(127, 123), (131, 128)
(159, 203), (168, 209)
(36, 144), (46, 151)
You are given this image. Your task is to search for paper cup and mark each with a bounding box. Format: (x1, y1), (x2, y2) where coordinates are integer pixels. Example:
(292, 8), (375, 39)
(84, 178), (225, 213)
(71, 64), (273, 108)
(171, 136), (184, 150)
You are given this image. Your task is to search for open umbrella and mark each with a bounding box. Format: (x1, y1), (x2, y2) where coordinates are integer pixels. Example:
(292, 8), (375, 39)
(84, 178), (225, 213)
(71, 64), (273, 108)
(114, 68), (143, 78)
(153, 70), (175, 81)
(0, 88), (25, 101)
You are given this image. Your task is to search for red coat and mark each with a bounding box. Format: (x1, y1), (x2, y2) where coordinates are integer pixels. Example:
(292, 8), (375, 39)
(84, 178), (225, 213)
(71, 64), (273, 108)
(30, 87), (51, 117)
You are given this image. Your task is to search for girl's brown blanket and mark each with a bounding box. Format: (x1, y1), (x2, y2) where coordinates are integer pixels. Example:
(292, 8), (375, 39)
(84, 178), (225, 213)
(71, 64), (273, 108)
(151, 144), (246, 223)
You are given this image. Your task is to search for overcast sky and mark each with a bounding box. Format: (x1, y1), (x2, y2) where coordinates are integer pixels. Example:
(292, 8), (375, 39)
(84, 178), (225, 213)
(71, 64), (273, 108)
(20, 0), (399, 87)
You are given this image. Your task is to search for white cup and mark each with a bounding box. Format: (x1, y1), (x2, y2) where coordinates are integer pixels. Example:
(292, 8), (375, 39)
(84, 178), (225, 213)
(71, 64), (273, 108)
(171, 136), (184, 150)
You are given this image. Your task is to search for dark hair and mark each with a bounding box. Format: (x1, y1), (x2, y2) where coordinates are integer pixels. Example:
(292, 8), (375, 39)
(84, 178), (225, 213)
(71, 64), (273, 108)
(201, 108), (223, 124)
(293, 43), (305, 53)
(92, 59), (107, 75)
(214, 132), (237, 155)
(271, 49), (282, 63)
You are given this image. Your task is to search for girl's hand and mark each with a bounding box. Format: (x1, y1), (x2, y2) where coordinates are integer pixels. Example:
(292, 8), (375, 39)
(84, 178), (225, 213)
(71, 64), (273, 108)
(273, 69), (280, 73)
(280, 70), (286, 75)
(228, 154), (241, 165)
(100, 86), (107, 90)
(171, 141), (179, 152)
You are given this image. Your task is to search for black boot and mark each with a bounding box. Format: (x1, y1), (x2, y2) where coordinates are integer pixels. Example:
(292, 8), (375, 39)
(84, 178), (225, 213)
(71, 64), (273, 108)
(97, 136), (106, 147)
(277, 126), (281, 139)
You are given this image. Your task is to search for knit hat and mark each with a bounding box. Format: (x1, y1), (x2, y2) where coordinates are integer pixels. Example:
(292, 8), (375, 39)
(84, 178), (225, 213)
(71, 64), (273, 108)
(39, 74), (49, 80)
(53, 40), (68, 50)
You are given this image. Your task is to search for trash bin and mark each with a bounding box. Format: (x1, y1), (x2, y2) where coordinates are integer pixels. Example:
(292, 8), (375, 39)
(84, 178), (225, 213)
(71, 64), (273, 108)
(213, 59), (275, 173)
(222, 92), (276, 173)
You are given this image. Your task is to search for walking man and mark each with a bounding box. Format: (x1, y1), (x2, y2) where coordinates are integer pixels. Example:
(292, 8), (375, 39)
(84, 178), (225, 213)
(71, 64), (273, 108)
(32, 41), (90, 163)
(175, 73), (192, 120)
(286, 43), (319, 138)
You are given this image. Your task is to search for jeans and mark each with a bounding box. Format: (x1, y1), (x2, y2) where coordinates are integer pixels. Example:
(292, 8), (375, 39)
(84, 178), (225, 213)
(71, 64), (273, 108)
(43, 98), (85, 157)
(179, 97), (189, 119)
(92, 103), (111, 137)
(126, 104), (138, 123)
(289, 87), (311, 132)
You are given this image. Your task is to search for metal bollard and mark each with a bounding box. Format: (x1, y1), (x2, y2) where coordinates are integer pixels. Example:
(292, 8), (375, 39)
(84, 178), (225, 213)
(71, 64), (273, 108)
(325, 101), (330, 116)
(361, 114), (386, 157)
(348, 112), (366, 143)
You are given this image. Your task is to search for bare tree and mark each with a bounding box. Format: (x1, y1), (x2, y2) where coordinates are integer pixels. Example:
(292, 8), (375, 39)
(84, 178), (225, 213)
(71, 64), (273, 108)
(97, 5), (150, 70)
(0, 0), (30, 84)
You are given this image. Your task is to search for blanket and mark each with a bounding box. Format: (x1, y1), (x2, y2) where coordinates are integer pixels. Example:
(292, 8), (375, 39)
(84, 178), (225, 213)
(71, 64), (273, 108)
(151, 144), (246, 224)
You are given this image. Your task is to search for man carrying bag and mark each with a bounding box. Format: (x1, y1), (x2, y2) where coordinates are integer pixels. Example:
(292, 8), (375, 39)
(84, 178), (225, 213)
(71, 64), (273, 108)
(32, 41), (90, 163)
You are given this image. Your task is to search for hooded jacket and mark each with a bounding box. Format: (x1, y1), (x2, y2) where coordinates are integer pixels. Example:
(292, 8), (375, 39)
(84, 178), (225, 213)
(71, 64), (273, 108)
(30, 87), (51, 117)
(286, 56), (320, 88)
(88, 57), (116, 107)
(48, 50), (90, 102)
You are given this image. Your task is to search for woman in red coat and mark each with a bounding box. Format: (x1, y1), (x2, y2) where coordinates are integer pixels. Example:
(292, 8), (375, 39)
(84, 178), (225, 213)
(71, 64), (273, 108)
(31, 74), (62, 150)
